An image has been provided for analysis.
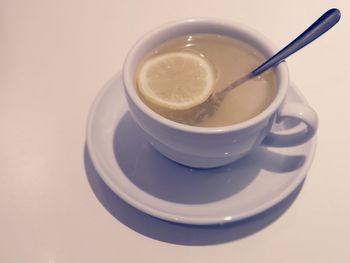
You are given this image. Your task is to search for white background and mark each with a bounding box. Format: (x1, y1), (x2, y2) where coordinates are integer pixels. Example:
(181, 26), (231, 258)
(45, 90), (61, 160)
(1, 0), (349, 262)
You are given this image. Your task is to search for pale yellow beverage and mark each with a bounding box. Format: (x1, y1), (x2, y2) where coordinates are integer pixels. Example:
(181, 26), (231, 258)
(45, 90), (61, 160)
(136, 34), (276, 127)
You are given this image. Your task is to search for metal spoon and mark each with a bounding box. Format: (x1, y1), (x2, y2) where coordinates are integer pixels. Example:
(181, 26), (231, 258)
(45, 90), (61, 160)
(191, 8), (341, 124)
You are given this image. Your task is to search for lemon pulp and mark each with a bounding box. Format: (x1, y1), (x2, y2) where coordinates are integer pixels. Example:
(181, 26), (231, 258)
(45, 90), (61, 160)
(136, 52), (216, 110)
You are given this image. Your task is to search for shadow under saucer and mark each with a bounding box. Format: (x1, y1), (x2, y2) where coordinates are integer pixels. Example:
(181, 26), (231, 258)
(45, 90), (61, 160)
(84, 147), (305, 245)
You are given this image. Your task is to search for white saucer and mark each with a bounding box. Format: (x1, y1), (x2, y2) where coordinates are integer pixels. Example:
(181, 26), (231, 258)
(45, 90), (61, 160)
(86, 72), (316, 225)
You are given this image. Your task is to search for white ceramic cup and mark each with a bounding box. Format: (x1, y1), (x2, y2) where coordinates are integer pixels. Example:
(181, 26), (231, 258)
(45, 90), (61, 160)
(123, 18), (318, 168)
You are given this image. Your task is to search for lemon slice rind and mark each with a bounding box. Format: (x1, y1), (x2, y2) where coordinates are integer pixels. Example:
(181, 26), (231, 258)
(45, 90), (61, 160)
(137, 52), (215, 110)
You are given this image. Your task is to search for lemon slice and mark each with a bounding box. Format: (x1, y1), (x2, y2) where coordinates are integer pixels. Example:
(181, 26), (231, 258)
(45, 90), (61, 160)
(136, 52), (216, 110)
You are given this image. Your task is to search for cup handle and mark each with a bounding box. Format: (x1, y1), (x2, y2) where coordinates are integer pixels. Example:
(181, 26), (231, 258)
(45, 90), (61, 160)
(262, 102), (318, 147)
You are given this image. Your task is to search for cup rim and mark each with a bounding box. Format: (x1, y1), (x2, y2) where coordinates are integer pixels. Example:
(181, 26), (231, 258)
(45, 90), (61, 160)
(123, 17), (289, 134)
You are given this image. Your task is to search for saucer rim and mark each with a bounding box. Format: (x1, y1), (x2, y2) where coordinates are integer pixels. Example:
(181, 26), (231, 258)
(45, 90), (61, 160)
(86, 72), (317, 225)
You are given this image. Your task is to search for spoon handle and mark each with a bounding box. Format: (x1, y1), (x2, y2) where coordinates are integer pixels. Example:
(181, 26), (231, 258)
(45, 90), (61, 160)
(251, 8), (341, 76)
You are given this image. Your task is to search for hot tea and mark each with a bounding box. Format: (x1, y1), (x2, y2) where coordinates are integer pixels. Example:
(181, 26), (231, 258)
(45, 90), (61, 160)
(136, 34), (276, 127)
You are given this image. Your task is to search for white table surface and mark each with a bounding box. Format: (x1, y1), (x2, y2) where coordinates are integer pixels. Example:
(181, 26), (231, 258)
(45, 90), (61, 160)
(1, 0), (349, 262)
